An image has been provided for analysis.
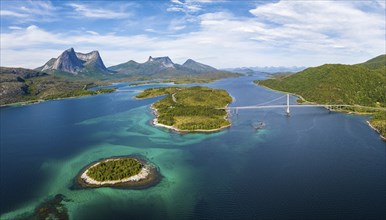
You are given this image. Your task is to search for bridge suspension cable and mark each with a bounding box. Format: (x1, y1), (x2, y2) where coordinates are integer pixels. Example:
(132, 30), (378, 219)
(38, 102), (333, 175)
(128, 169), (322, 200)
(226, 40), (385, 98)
(254, 95), (287, 106)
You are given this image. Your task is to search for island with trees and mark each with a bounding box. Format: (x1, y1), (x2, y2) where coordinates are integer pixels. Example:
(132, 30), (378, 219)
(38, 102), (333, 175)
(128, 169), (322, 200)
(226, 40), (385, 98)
(76, 156), (160, 189)
(136, 86), (233, 132)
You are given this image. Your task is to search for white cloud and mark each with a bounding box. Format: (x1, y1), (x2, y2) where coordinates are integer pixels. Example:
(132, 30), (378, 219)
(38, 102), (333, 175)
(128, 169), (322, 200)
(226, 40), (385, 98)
(247, 1), (385, 57)
(145, 28), (156, 33)
(1, 1), (57, 22)
(8, 26), (22, 30)
(167, 0), (203, 13)
(67, 3), (131, 19)
(169, 19), (187, 31)
(0, 10), (28, 18)
(86, 31), (99, 36)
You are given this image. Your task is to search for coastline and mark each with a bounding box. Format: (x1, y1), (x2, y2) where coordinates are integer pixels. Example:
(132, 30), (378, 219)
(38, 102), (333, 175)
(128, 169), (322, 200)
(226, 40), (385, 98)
(0, 90), (115, 108)
(150, 104), (231, 133)
(75, 156), (160, 189)
(367, 121), (386, 141)
(255, 82), (386, 141)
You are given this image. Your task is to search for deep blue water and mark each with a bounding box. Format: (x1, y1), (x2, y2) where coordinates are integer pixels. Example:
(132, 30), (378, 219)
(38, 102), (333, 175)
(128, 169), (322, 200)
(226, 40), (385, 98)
(1, 76), (385, 219)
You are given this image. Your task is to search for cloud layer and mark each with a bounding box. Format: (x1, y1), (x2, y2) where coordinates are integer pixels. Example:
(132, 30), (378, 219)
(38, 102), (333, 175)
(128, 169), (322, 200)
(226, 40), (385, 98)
(1, 0), (384, 68)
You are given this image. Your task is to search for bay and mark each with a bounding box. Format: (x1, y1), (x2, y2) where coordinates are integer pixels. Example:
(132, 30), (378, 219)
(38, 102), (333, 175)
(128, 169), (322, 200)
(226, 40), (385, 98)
(1, 76), (385, 219)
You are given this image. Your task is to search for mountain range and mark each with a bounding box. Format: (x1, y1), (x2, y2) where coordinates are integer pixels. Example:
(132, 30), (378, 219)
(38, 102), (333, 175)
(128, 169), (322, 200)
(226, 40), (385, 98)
(0, 48), (239, 105)
(108, 55), (223, 78)
(225, 66), (307, 74)
(35, 48), (235, 80)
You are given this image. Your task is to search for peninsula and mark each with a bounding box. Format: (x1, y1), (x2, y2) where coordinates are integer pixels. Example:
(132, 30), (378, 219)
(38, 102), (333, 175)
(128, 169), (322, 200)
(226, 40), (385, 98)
(76, 156), (160, 189)
(136, 86), (232, 132)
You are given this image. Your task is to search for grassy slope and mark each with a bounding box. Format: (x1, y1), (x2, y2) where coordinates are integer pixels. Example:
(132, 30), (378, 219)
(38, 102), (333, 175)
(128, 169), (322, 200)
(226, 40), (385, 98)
(137, 86), (232, 131)
(257, 55), (386, 139)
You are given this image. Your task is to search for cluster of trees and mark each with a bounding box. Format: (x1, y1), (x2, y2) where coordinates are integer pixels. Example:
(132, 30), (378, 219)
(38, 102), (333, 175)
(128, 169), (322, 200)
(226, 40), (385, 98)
(87, 158), (142, 181)
(45, 88), (115, 100)
(135, 87), (181, 99)
(370, 112), (386, 138)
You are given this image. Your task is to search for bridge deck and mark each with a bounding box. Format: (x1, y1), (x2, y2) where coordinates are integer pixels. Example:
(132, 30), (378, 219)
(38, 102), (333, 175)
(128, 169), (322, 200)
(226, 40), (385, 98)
(219, 105), (386, 111)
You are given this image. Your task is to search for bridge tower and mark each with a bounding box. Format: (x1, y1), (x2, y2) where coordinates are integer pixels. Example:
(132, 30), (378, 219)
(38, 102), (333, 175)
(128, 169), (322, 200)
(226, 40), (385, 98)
(286, 94), (290, 116)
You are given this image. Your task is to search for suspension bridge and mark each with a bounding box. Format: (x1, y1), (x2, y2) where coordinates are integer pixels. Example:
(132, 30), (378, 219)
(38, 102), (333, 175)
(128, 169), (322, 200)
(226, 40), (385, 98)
(219, 94), (386, 116)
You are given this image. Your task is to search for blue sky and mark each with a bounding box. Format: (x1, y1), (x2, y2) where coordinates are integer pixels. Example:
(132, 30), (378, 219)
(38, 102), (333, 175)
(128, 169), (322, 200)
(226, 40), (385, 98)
(1, 0), (385, 68)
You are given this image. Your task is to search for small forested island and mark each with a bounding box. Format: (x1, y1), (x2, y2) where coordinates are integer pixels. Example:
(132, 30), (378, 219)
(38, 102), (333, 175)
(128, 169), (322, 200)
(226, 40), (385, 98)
(256, 54), (386, 140)
(76, 157), (160, 189)
(136, 86), (232, 132)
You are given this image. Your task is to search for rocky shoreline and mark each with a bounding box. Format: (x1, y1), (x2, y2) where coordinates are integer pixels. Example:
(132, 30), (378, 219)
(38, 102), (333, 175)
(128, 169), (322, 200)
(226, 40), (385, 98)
(367, 121), (386, 141)
(75, 156), (161, 189)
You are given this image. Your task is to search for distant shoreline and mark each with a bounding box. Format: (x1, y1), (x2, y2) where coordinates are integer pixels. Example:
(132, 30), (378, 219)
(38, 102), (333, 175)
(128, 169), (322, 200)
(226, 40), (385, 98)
(0, 89), (116, 108)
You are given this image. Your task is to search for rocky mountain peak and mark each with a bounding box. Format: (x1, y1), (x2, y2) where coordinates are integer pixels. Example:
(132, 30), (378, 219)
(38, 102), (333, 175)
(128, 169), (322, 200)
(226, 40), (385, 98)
(38, 48), (108, 74)
(182, 58), (217, 72)
(147, 56), (175, 68)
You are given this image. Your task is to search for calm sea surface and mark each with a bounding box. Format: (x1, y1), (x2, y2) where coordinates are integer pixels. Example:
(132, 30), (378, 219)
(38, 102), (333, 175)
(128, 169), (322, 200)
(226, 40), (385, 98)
(1, 76), (385, 219)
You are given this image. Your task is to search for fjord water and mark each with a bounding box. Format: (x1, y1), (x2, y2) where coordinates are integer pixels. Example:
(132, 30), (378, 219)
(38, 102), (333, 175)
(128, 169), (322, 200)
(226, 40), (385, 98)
(1, 76), (385, 219)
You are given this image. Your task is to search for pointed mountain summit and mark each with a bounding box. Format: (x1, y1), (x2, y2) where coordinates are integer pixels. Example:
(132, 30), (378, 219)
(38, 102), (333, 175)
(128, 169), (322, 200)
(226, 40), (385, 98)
(38, 48), (109, 76)
(182, 59), (217, 72)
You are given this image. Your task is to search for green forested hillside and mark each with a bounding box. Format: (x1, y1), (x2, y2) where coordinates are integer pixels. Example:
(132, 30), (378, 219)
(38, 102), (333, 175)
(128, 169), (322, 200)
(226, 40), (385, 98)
(258, 64), (385, 107)
(257, 55), (386, 139)
(357, 54), (386, 70)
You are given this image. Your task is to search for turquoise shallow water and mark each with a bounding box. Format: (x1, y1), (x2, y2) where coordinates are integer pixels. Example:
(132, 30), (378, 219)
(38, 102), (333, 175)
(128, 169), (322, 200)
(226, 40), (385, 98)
(1, 77), (385, 219)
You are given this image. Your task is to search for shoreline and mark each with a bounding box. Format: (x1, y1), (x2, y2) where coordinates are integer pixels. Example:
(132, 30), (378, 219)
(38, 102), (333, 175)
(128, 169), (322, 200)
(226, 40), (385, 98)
(0, 89), (116, 108)
(255, 82), (386, 141)
(75, 156), (160, 189)
(367, 121), (386, 141)
(150, 104), (231, 133)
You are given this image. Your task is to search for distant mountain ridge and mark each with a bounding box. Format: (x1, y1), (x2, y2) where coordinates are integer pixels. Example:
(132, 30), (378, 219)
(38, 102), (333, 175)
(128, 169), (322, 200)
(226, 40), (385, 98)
(37, 48), (109, 75)
(108, 56), (225, 77)
(35, 49), (238, 80)
(226, 66), (307, 74)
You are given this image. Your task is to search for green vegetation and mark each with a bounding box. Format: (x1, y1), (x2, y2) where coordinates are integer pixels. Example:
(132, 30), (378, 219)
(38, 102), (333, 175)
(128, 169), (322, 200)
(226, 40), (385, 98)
(357, 54), (386, 70)
(87, 158), (142, 181)
(256, 54), (386, 139)
(44, 87), (116, 100)
(0, 67), (115, 105)
(370, 112), (386, 139)
(137, 86), (232, 131)
(136, 87), (181, 99)
(257, 64), (385, 106)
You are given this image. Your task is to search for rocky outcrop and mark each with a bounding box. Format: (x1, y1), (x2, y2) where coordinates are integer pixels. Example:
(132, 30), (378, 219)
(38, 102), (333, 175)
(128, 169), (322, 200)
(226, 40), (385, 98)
(39, 48), (108, 75)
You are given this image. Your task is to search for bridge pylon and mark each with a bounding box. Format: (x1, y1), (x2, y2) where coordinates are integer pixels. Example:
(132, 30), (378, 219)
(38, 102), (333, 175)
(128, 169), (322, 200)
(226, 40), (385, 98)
(286, 94), (290, 116)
